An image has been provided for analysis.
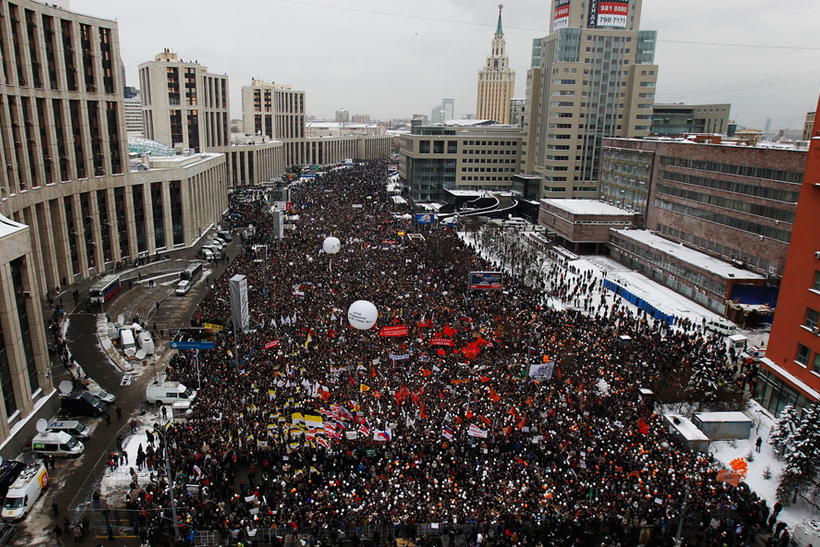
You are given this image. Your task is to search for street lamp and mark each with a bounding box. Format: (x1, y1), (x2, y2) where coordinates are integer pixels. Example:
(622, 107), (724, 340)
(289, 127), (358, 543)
(152, 425), (181, 543)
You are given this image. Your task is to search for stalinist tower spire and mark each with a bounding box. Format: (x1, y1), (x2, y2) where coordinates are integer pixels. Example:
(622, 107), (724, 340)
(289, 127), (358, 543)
(476, 4), (515, 123)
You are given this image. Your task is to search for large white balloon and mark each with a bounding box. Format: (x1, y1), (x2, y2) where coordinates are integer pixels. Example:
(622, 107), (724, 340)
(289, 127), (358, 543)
(323, 236), (341, 255)
(347, 300), (378, 330)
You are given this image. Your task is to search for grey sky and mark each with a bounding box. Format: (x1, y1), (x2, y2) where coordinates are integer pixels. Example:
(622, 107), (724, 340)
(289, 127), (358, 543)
(73, 0), (820, 130)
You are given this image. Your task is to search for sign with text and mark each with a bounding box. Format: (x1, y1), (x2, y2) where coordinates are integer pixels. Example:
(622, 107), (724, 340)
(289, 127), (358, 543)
(468, 271), (503, 290)
(553, 0), (570, 31)
(379, 325), (409, 337)
(170, 328), (215, 350)
(587, 0), (628, 29)
(203, 322), (223, 331)
(415, 213), (436, 225)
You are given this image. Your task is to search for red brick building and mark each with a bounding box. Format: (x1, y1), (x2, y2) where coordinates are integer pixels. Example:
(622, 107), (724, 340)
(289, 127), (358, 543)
(757, 95), (820, 415)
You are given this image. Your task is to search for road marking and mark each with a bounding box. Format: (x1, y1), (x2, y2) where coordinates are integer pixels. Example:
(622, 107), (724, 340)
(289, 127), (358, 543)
(120, 374), (132, 386)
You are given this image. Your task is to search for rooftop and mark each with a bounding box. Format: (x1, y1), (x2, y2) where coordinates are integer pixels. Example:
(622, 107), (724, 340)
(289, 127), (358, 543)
(542, 199), (634, 216)
(0, 213), (26, 239)
(611, 228), (764, 281)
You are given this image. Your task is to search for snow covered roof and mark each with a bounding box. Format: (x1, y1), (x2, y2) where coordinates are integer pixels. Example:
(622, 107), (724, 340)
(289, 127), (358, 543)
(542, 199), (633, 216)
(665, 414), (710, 441)
(0, 213), (26, 239)
(611, 229), (764, 281)
(695, 412), (752, 424)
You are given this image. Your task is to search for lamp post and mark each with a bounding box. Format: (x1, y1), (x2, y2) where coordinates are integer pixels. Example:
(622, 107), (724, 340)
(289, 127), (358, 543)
(152, 425), (181, 543)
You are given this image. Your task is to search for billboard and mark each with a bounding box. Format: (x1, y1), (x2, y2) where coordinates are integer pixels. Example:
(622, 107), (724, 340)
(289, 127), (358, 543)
(230, 274), (249, 333)
(169, 328), (215, 350)
(468, 271), (503, 290)
(587, 0), (628, 29)
(415, 213), (436, 225)
(553, 0), (570, 31)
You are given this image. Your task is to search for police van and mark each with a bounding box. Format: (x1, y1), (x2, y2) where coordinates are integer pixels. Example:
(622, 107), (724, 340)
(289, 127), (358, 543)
(2, 461), (48, 521)
(31, 431), (84, 458)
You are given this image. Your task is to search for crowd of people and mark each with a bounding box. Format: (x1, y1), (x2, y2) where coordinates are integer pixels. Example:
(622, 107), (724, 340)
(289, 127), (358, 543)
(120, 161), (782, 546)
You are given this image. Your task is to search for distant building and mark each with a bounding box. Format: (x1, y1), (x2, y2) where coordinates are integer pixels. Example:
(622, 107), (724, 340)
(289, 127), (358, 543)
(734, 129), (764, 145)
(306, 122), (385, 138)
(241, 80), (305, 141)
(804, 111), (815, 141)
(124, 93), (144, 137)
(351, 114), (371, 124)
(520, 0), (659, 199)
(476, 5), (515, 124)
(335, 109), (349, 123)
(758, 94), (820, 416)
(430, 99), (455, 124)
(399, 121), (523, 202)
(538, 199), (637, 252)
(651, 103), (731, 136)
(601, 136), (805, 280)
(139, 50), (230, 151)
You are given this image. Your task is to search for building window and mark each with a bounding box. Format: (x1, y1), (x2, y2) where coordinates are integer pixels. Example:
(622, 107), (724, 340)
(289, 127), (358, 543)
(806, 308), (820, 330)
(813, 353), (820, 374)
(797, 344), (811, 366)
(814, 271), (820, 291)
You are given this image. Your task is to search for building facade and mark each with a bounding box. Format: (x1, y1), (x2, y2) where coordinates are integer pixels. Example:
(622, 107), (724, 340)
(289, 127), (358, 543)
(399, 121), (523, 202)
(124, 93), (143, 136)
(509, 98), (525, 127)
(139, 50), (230, 152)
(431, 99), (455, 124)
(758, 95), (820, 416)
(601, 137), (804, 279)
(242, 80), (305, 142)
(335, 109), (349, 123)
(521, 0), (659, 199)
(476, 5), (515, 124)
(650, 103), (731, 136)
(804, 111), (815, 142)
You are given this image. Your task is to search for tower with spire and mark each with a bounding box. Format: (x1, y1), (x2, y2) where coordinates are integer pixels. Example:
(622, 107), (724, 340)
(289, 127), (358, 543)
(476, 4), (515, 124)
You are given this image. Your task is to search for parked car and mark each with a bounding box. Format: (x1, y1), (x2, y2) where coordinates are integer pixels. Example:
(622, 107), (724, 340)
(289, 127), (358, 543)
(86, 387), (115, 405)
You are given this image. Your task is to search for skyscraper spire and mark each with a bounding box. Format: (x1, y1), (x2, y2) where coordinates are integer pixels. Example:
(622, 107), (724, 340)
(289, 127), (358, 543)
(496, 4), (504, 35)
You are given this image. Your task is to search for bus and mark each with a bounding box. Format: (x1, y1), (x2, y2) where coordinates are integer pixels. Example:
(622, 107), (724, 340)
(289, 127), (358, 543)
(180, 263), (204, 283)
(89, 275), (121, 304)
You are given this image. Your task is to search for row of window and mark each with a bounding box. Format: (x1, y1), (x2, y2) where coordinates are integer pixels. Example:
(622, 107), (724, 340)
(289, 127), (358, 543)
(655, 184), (796, 223)
(657, 169), (800, 204)
(659, 156), (803, 184)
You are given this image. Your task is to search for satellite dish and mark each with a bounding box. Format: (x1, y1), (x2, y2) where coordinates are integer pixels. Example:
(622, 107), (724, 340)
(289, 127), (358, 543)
(58, 381), (73, 396)
(35, 418), (48, 433)
(117, 314), (125, 326)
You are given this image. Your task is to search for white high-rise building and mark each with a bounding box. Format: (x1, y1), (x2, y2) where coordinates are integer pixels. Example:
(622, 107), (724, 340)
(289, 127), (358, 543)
(476, 5), (515, 124)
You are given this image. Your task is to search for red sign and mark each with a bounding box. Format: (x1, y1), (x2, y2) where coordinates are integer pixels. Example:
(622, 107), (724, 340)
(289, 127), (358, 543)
(379, 325), (409, 337)
(264, 340), (280, 350)
(431, 338), (455, 347)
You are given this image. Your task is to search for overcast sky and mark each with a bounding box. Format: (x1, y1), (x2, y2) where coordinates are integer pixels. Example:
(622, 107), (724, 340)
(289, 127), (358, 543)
(72, 0), (820, 130)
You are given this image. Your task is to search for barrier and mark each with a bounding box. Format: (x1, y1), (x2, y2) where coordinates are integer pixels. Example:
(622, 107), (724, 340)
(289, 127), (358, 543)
(603, 279), (674, 325)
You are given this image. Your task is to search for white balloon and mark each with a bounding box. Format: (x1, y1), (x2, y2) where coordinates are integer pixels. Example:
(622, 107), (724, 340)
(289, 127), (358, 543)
(347, 300), (378, 330)
(322, 237), (341, 255)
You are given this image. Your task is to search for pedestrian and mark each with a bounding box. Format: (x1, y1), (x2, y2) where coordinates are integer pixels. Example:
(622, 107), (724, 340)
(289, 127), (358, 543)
(131, 419), (137, 434)
(72, 524), (81, 543)
(53, 524), (62, 544)
(773, 501), (783, 517)
(52, 501), (59, 516)
(756, 436), (763, 453)
(106, 522), (114, 541)
(116, 407), (122, 420)
(104, 412), (111, 425)
(47, 454), (55, 470)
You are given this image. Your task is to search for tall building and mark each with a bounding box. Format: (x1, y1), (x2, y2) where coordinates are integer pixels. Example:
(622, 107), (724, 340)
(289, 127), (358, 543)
(804, 111), (815, 141)
(521, 0), (659, 199)
(0, 0), (226, 455)
(335, 109), (349, 123)
(651, 103), (731, 136)
(509, 98), (525, 126)
(241, 80), (305, 141)
(139, 50), (230, 152)
(124, 92), (144, 136)
(476, 5), (515, 124)
(430, 99), (455, 124)
(757, 93), (820, 416)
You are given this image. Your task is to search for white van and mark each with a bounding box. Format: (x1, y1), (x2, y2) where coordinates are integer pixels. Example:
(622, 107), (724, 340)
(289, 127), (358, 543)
(138, 331), (155, 355)
(46, 420), (91, 439)
(705, 319), (737, 336)
(200, 248), (214, 260)
(146, 381), (196, 407)
(2, 462), (48, 521)
(119, 329), (136, 353)
(31, 431), (84, 458)
(175, 280), (191, 296)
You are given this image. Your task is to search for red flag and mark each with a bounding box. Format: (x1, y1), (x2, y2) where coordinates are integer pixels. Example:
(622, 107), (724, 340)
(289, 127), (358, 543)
(481, 415), (491, 426)
(480, 375), (491, 383)
(437, 349), (446, 356)
(466, 410), (474, 419)
(637, 418), (649, 435)
(516, 417), (526, 430)
(502, 425), (513, 436)
(627, 470), (640, 479)
(489, 389), (501, 403)
(443, 325), (455, 338)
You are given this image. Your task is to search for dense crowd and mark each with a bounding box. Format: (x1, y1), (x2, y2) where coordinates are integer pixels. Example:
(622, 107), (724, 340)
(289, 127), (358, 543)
(121, 161), (781, 546)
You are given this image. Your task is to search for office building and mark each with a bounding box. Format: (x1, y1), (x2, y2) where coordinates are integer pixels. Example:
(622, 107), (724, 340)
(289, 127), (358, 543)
(335, 109), (349, 123)
(509, 98), (525, 126)
(650, 103), (731, 136)
(399, 121), (523, 202)
(351, 114), (371, 124)
(139, 50), (230, 151)
(757, 94), (820, 416)
(476, 5), (515, 124)
(521, 0), (659, 199)
(601, 137), (804, 279)
(124, 92), (144, 136)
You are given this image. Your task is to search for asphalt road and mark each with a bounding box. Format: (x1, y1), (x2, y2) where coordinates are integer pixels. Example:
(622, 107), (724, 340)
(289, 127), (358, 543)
(9, 237), (240, 546)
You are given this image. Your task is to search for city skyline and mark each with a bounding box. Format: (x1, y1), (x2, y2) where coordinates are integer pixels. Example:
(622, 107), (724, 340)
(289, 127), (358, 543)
(73, 0), (820, 130)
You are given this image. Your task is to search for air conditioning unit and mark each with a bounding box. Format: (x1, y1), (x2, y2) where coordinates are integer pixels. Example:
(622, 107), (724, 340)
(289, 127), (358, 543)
(22, 291), (31, 298)
(815, 251), (820, 259)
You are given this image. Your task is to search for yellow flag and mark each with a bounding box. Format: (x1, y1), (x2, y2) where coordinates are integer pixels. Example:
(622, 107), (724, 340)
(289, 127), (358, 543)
(360, 384), (371, 392)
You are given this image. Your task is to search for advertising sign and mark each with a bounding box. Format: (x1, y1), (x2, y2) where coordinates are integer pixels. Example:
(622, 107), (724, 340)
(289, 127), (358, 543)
(230, 274), (249, 333)
(379, 325), (409, 337)
(170, 328), (216, 350)
(415, 213), (436, 225)
(203, 322), (223, 331)
(588, 0), (628, 29)
(553, 0), (570, 31)
(468, 271), (503, 290)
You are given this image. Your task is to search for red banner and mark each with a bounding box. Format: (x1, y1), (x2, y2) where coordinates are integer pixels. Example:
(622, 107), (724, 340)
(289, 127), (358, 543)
(379, 325), (408, 337)
(264, 340), (280, 350)
(431, 338), (455, 347)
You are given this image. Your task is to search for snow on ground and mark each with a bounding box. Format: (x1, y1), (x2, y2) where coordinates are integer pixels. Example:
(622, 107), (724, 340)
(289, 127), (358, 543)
(709, 400), (820, 531)
(100, 408), (168, 499)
